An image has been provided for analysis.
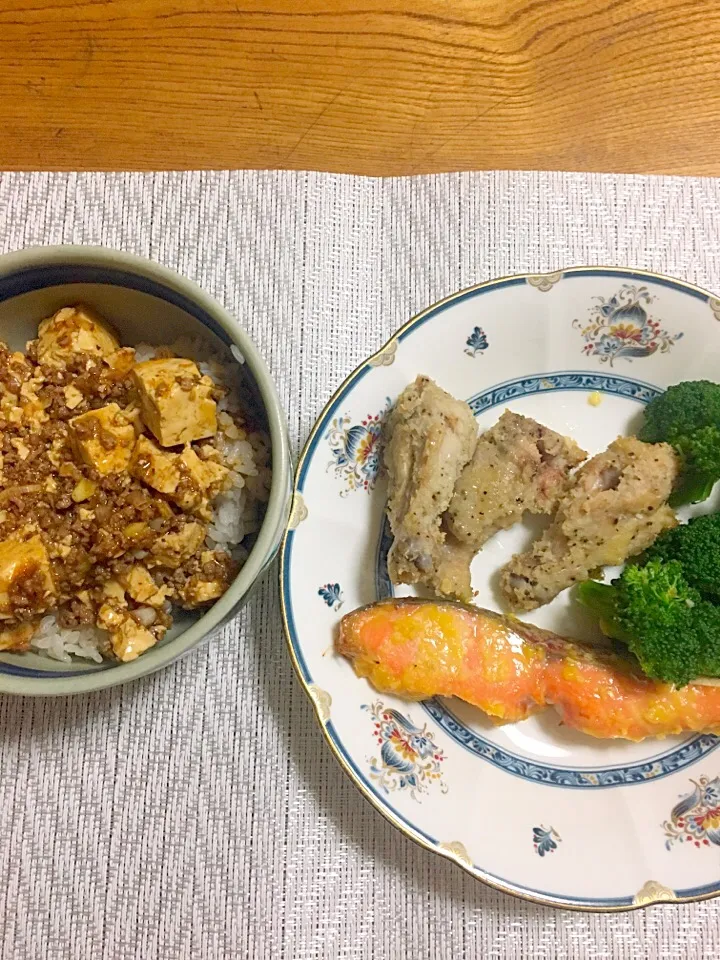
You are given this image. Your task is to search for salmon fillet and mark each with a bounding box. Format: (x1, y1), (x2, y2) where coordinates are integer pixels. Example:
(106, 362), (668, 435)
(337, 598), (720, 741)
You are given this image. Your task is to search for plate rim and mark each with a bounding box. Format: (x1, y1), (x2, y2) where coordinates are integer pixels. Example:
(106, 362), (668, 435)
(279, 265), (720, 912)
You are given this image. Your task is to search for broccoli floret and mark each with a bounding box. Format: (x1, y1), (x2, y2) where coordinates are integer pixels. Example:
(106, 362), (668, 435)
(577, 559), (720, 687)
(644, 513), (720, 600)
(640, 381), (720, 443)
(639, 381), (720, 506)
(671, 428), (720, 505)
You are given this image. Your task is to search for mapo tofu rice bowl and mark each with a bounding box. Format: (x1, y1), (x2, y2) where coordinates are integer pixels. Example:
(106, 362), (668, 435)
(0, 303), (271, 667)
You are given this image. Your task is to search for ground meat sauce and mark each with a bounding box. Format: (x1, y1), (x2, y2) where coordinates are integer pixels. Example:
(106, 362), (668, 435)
(0, 312), (242, 661)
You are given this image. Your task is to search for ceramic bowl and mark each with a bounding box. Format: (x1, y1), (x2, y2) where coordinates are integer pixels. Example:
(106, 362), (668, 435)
(0, 245), (291, 695)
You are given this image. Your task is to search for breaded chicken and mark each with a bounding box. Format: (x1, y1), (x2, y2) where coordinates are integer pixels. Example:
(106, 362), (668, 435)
(447, 411), (587, 551)
(385, 376), (477, 600)
(432, 525), (476, 602)
(500, 437), (680, 611)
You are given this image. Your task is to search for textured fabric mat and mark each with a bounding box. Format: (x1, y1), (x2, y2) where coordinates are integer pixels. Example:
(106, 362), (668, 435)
(1, 170), (720, 959)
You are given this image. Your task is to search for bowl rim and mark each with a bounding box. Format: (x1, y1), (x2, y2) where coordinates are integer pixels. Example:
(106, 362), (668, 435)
(0, 244), (291, 695)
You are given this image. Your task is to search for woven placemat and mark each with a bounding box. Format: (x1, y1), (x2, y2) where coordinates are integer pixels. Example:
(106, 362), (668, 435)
(0, 170), (719, 959)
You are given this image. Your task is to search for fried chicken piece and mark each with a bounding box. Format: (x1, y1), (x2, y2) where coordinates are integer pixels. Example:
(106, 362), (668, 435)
(500, 437), (680, 611)
(385, 376), (477, 600)
(432, 526), (475, 602)
(447, 411), (587, 551)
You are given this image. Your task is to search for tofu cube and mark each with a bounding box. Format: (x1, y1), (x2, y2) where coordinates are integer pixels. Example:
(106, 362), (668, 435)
(70, 403), (136, 475)
(178, 446), (229, 499)
(180, 578), (225, 606)
(0, 536), (55, 616)
(131, 435), (181, 496)
(0, 622), (35, 652)
(132, 436), (228, 514)
(36, 305), (120, 367)
(148, 522), (206, 568)
(97, 602), (127, 632)
(132, 358), (217, 447)
(119, 565), (168, 607)
(102, 579), (127, 605)
(109, 616), (158, 662)
(63, 385), (84, 410)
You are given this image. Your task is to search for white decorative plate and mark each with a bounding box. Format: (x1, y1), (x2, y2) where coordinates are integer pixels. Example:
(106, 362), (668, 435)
(280, 268), (720, 910)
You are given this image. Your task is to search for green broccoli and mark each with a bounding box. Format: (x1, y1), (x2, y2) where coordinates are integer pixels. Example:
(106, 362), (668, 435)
(643, 512), (720, 600)
(639, 380), (720, 506)
(576, 559), (720, 687)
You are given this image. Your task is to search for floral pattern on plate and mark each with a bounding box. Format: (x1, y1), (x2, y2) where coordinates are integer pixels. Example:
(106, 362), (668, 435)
(663, 775), (720, 849)
(464, 326), (489, 358)
(533, 825), (561, 857)
(573, 284), (683, 365)
(363, 700), (447, 800)
(326, 398), (391, 495)
(318, 582), (343, 611)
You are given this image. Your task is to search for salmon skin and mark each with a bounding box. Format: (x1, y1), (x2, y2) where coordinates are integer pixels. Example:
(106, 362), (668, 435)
(336, 598), (720, 741)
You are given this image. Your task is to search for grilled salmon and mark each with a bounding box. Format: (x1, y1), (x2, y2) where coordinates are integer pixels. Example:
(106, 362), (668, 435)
(337, 598), (720, 741)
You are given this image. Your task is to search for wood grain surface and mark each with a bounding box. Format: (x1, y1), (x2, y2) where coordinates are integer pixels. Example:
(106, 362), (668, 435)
(1, 0), (719, 175)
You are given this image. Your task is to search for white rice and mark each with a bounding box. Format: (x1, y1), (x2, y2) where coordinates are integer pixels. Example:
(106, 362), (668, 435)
(28, 335), (270, 662)
(32, 615), (106, 664)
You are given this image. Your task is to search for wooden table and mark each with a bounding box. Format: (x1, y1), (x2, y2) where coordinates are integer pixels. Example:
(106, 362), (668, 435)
(1, 0), (719, 175)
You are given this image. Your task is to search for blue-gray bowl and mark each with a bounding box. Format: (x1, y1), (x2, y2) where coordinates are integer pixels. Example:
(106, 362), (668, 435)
(0, 246), (291, 694)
